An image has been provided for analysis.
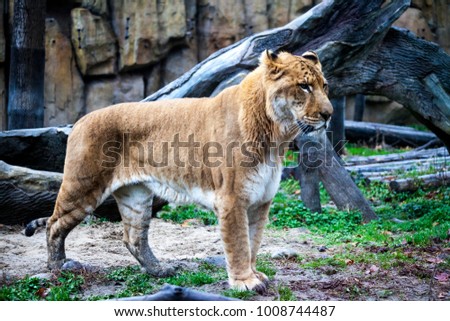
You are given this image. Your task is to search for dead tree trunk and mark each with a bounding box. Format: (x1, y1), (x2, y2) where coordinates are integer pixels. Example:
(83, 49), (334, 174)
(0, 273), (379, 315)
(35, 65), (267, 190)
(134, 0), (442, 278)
(344, 120), (439, 147)
(353, 94), (365, 122)
(325, 27), (450, 152)
(327, 97), (346, 155)
(0, 160), (168, 225)
(344, 147), (449, 166)
(316, 134), (378, 223)
(297, 136), (322, 213)
(0, 161), (121, 225)
(7, 0), (46, 129)
(389, 172), (450, 192)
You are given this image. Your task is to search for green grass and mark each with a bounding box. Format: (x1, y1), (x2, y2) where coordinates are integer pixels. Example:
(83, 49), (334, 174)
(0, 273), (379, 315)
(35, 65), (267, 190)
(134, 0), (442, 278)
(256, 255), (277, 279)
(320, 186), (450, 247)
(283, 150), (300, 167)
(164, 271), (216, 287)
(270, 184), (362, 234)
(301, 250), (414, 270)
(222, 288), (257, 300)
(159, 204), (217, 226)
(345, 143), (406, 156)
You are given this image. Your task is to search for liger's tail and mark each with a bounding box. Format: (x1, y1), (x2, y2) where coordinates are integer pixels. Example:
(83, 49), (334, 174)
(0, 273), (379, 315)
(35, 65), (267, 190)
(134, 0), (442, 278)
(24, 217), (49, 236)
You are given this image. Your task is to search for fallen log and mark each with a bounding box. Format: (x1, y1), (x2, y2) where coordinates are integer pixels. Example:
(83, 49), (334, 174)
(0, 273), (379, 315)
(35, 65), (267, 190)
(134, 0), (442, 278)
(346, 156), (449, 173)
(0, 126), (71, 172)
(344, 121), (440, 148)
(388, 172), (450, 192)
(364, 175), (397, 184)
(344, 147), (449, 166)
(111, 284), (238, 301)
(0, 160), (121, 225)
(0, 160), (168, 225)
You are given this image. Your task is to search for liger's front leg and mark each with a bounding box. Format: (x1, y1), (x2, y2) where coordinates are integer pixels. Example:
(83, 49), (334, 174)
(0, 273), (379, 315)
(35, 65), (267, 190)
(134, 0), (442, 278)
(248, 201), (272, 285)
(217, 200), (267, 293)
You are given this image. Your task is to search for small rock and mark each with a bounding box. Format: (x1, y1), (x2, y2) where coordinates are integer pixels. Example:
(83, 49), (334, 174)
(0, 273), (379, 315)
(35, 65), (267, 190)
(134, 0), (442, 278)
(61, 260), (84, 271)
(30, 273), (54, 281)
(271, 249), (299, 260)
(203, 255), (226, 268)
(296, 227), (310, 233)
(318, 246), (327, 252)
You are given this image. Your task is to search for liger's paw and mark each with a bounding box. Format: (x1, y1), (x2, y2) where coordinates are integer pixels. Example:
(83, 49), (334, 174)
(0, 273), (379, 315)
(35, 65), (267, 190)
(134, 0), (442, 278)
(254, 271), (270, 286)
(229, 275), (267, 294)
(47, 258), (66, 271)
(143, 263), (176, 278)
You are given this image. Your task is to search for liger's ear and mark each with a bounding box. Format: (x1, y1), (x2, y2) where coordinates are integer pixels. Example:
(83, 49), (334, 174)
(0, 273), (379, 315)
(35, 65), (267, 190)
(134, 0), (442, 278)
(260, 49), (278, 65)
(260, 50), (284, 79)
(302, 51), (322, 71)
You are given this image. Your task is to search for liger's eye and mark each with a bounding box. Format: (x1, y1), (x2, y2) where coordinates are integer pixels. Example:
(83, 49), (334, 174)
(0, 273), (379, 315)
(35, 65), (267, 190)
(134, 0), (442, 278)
(299, 83), (310, 92)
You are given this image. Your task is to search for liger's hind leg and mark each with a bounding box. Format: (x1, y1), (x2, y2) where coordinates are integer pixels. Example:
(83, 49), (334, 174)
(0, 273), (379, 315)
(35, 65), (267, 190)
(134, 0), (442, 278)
(113, 184), (174, 277)
(46, 183), (101, 269)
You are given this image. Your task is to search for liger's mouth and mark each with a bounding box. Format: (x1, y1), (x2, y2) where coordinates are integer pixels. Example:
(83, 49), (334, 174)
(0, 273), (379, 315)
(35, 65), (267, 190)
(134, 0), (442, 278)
(296, 120), (325, 134)
(295, 120), (314, 134)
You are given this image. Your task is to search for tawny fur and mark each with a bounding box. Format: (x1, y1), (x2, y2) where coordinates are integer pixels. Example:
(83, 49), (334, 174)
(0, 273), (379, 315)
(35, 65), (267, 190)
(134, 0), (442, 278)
(44, 51), (332, 292)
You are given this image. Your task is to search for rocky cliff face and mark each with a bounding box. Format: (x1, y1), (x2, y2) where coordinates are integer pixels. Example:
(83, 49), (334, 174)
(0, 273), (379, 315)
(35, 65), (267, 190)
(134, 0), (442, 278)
(0, 0), (449, 129)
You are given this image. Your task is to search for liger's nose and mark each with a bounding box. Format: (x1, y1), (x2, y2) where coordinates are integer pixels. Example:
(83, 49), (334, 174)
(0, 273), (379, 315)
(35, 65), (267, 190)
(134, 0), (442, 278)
(320, 110), (331, 121)
(320, 101), (334, 121)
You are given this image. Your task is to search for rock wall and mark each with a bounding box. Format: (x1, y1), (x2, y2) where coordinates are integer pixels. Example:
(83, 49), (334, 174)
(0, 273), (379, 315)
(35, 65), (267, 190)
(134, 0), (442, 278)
(0, 0), (449, 130)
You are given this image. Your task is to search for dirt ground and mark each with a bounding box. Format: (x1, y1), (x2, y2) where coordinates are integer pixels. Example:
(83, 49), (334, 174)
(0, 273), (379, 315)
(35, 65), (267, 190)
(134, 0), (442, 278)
(0, 219), (448, 300)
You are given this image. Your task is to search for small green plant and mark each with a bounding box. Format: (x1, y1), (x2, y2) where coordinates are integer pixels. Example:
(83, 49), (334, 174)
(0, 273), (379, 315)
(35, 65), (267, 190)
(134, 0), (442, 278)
(345, 285), (364, 299)
(283, 150), (299, 168)
(279, 178), (300, 195)
(107, 265), (141, 282)
(106, 265), (154, 298)
(46, 271), (84, 301)
(276, 284), (297, 301)
(222, 288), (257, 300)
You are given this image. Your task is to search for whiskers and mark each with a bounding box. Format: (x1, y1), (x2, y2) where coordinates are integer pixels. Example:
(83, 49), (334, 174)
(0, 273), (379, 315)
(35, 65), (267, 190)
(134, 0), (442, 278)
(285, 120), (316, 138)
